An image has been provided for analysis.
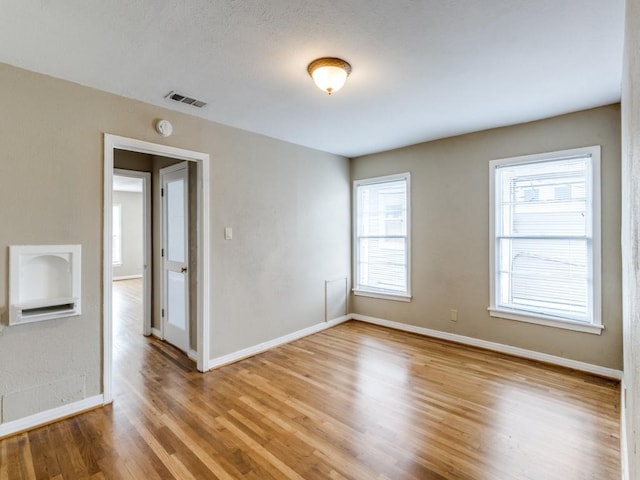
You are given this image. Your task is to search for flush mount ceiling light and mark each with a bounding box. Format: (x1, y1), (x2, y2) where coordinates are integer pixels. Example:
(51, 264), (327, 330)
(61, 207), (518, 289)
(307, 57), (352, 95)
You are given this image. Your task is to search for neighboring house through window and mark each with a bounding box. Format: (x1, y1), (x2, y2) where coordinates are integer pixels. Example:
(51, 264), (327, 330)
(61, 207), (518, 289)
(353, 172), (411, 301)
(489, 146), (602, 334)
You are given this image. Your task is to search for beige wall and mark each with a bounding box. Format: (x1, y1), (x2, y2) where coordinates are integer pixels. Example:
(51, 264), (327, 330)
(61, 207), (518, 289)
(114, 150), (153, 172)
(351, 104), (622, 369)
(621, 0), (640, 476)
(0, 63), (351, 423)
(112, 190), (144, 278)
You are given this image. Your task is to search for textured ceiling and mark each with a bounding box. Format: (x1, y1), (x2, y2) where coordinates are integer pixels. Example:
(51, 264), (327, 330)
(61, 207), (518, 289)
(0, 0), (625, 157)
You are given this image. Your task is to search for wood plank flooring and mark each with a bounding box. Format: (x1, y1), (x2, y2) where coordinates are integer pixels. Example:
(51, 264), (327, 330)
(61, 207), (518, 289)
(0, 279), (620, 479)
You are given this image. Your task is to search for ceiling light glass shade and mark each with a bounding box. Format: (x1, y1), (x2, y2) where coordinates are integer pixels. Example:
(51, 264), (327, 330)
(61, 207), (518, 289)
(307, 57), (352, 95)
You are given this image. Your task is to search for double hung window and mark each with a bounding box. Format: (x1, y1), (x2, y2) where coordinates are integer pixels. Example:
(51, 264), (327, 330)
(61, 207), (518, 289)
(489, 146), (601, 333)
(354, 173), (411, 301)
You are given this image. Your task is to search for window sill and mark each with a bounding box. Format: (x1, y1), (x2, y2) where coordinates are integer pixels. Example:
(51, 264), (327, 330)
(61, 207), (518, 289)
(488, 307), (603, 335)
(353, 289), (412, 302)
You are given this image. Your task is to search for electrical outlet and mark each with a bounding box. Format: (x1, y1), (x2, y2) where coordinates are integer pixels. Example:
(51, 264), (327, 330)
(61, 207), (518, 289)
(450, 309), (458, 322)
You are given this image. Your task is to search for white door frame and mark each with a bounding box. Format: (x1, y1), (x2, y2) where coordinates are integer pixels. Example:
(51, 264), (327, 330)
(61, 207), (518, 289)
(113, 168), (152, 336)
(103, 134), (211, 404)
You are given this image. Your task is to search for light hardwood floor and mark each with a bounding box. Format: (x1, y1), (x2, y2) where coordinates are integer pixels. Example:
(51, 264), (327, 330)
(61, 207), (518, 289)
(0, 279), (620, 479)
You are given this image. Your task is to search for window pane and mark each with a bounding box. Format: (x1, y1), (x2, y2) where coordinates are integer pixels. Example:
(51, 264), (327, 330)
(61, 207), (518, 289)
(357, 180), (407, 237)
(498, 238), (588, 319)
(358, 237), (407, 293)
(498, 158), (588, 236)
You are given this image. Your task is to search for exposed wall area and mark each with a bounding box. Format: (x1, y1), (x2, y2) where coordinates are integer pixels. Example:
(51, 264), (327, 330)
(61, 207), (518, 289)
(351, 104), (622, 369)
(0, 63), (351, 425)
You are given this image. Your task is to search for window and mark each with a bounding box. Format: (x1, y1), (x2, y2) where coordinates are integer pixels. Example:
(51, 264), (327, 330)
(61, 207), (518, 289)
(489, 146), (602, 334)
(354, 172), (410, 301)
(112, 204), (122, 266)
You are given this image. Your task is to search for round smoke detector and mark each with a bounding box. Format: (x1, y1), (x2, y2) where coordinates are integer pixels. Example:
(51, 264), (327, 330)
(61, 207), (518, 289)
(155, 119), (173, 137)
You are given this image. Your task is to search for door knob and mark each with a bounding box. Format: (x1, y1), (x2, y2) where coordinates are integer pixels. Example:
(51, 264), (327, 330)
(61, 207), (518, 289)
(181, 266), (187, 273)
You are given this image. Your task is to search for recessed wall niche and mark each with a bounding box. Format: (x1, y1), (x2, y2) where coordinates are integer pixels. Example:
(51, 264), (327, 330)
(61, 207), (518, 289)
(8, 245), (81, 325)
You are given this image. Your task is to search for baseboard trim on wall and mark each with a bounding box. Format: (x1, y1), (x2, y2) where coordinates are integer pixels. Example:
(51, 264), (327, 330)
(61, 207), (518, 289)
(351, 314), (623, 380)
(207, 315), (351, 370)
(151, 328), (162, 338)
(113, 274), (143, 281)
(0, 394), (104, 439)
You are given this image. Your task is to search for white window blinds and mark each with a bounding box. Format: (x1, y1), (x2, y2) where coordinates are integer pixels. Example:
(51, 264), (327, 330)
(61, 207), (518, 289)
(491, 148), (600, 326)
(354, 173), (410, 298)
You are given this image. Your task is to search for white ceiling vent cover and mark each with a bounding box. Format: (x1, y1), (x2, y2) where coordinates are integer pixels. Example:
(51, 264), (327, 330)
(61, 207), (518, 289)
(165, 91), (207, 108)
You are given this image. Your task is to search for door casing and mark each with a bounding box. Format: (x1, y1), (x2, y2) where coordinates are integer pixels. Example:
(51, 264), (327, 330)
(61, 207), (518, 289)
(103, 134), (211, 404)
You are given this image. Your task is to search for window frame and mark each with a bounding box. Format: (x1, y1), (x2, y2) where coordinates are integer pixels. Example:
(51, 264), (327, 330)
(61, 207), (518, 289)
(353, 172), (411, 302)
(488, 146), (603, 334)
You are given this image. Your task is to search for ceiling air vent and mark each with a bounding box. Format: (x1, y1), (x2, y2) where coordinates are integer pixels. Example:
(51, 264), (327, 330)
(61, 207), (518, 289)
(165, 91), (207, 108)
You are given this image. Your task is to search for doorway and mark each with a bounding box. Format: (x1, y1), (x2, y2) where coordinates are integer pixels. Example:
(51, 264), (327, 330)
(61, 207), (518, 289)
(103, 134), (211, 404)
(112, 170), (151, 337)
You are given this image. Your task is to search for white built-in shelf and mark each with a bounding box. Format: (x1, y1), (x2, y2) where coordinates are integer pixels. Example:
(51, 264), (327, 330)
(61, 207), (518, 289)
(8, 245), (81, 325)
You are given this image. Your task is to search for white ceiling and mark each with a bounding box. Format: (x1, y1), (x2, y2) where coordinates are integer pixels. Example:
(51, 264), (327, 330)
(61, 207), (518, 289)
(0, 1), (625, 158)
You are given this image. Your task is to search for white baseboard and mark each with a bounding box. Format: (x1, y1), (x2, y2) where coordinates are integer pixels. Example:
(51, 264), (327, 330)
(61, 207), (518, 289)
(206, 313), (622, 380)
(151, 327), (162, 338)
(208, 315), (350, 370)
(351, 314), (623, 380)
(0, 394), (104, 439)
(113, 274), (143, 281)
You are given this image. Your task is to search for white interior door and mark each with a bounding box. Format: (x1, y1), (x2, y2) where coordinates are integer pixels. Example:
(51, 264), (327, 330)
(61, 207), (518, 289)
(161, 162), (189, 352)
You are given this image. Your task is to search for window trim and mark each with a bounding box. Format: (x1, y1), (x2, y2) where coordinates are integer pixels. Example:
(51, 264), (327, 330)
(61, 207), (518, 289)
(488, 146), (602, 334)
(353, 172), (412, 302)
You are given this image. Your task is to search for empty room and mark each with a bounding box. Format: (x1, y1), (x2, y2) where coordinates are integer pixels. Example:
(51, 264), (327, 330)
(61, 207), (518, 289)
(1, 1), (640, 479)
